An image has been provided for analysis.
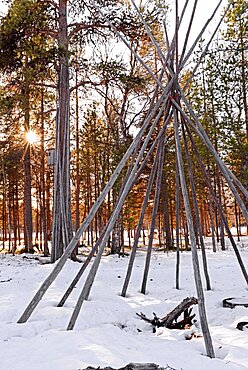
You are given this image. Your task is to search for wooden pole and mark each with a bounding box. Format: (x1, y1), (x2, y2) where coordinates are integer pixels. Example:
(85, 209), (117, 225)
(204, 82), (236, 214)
(179, 0), (199, 64)
(175, 161), (180, 290)
(181, 119), (211, 290)
(17, 89), (168, 324)
(121, 113), (172, 297)
(66, 96), (170, 330)
(173, 106), (215, 358)
(141, 133), (167, 294)
(179, 1), (223, 69)
(173, 93), (248, 224)
(185, 122), (248, 285)
(121, 144), (159, 297)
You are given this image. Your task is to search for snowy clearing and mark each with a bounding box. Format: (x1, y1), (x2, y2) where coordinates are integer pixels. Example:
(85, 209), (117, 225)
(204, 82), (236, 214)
(0, 238), (248, 370)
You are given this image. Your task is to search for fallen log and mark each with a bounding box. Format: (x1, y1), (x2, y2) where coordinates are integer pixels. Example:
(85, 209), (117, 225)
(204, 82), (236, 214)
(236, 322), (248, 331)
(223, 297), (248, 309)
(136, 297), (198, 331)
(81, 363), (177, 370)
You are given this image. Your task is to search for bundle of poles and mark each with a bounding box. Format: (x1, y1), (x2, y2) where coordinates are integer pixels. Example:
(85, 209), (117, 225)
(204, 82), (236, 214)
(17, 0), (248, 360)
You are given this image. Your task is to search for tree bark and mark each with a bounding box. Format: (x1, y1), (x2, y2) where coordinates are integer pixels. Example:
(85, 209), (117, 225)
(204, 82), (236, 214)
(40, 87), (49, 256)
(23, 80), (33, 253)
(51, 0), (73, 262)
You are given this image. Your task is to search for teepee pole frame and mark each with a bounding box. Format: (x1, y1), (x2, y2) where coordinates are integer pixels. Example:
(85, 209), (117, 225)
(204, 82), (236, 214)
(121, 113), (172, 297)
(184, 122), (248, 285)
(173, 106), (215, 358)
(17, 82), (167, 324)
(141, 131), (167, 294)
(17, 4), (247, 361)
(181, 118), (211, 291)
(173, 93), (248, 223)
(66, 95), (171, 330)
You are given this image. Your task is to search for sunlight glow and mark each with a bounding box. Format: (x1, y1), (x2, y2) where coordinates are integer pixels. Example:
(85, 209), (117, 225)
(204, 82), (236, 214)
(26, 130), (39, 145)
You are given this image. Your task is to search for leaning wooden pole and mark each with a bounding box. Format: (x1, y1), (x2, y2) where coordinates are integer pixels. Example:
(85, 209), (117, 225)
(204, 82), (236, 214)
(121, 139), (160, 297)
(141, 133), (167, 294)
(185, 123), (248, 285)
(181, 119), (211, 291)
(179, 0), (199, 64)
(173, 93), (248, 224)
(121, 112), (172, 297)
(66, 97), (170, 330)
(173, 106), (215, 358)
(179, 0), (223, 69)
(57, 71), (166, 307)
(57, 227), (107, 307)
(17, 89), (166, 324)
(175, 161), (181, 290)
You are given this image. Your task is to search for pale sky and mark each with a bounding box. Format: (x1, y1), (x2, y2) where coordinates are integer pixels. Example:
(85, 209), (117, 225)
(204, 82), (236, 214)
(0, 0), (228, 48)
(177, 0), (228, 38)
(0, 0), (229, 21)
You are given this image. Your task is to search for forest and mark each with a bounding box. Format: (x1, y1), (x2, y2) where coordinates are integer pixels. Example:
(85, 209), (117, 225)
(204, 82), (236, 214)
(0, 0), (247, 262)
(0, 1), (248, 368)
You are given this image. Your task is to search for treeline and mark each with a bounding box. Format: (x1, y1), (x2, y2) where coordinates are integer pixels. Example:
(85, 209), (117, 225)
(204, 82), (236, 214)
(0, 0), (247, 258)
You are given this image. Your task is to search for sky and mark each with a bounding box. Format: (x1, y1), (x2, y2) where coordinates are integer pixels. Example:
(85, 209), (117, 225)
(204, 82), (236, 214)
(0, 0), (229, 53)
(0, 0), (229, 68)
(162, 0), (228, 51)
(0, 0), (229, 24)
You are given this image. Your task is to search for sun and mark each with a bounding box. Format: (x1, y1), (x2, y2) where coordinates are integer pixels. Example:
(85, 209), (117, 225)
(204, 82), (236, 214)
(26, 130), (39, 145)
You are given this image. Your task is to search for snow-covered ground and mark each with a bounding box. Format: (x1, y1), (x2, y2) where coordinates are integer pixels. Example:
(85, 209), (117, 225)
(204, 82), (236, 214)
(0, 237), (248, 370)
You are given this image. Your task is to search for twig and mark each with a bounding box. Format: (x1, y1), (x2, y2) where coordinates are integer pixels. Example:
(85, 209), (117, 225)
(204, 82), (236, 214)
(0, 278), (12, 283)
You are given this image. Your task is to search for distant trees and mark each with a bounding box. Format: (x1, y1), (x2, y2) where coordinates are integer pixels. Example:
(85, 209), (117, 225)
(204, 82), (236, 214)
(0, 0), (55, 253)
(0, 0), (247, 258)
(186, 0), (248, 243)
(224, 0), (248, 213)
(0, 0), (162, 256)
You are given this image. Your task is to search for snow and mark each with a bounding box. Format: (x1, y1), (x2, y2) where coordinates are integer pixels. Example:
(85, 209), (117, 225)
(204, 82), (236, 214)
(0, 238), (248, 370)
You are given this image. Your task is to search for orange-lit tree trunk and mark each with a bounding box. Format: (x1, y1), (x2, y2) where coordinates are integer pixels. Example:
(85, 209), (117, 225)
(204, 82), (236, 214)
(40, 88), (49, 255)
(23, 79), (33, 253)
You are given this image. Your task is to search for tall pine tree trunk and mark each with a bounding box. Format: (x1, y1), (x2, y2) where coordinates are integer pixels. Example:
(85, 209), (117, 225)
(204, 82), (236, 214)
(23, 79), (33, 253)
(51, 0), (73, 262)
(75, 65), (80, 242)
(41, 87), (49, 255)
